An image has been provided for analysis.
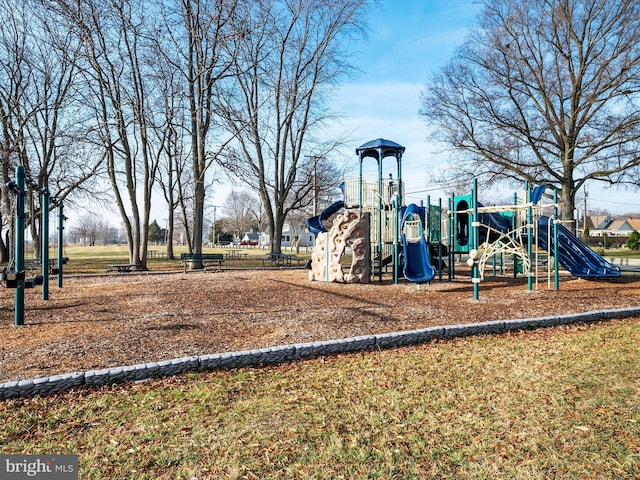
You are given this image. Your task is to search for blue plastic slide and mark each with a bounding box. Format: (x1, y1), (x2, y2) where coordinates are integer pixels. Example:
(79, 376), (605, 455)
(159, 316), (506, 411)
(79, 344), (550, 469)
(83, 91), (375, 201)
(478, 206), (512, 243)
(401, 204), (435, 283)
(537, 216), (621, 278)
(306, 201), (345, 234)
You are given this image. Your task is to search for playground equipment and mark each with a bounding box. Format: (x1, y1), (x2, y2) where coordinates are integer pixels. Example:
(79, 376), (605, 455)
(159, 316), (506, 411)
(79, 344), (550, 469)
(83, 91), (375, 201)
(307, 138), (444, 284)
(306, 200), (344, 235)
(537, 215), (621, 278)
(2, 165), (66, 325)
(308, 139), (398, 283)
(307, 138), (620, 295)
(308, 209), (370, 283)
(450, 180), (621, 299)
(400, 203), (435, 283)
(353, 138), (405, 283)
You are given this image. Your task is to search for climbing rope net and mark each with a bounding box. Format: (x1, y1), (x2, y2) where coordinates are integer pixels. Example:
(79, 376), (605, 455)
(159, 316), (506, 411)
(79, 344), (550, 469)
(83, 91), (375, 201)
(474, 222), (532, 280)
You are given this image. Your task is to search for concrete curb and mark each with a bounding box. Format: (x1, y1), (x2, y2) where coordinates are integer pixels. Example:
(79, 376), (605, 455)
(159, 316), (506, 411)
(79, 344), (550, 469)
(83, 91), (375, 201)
(2, 306), (640, 399)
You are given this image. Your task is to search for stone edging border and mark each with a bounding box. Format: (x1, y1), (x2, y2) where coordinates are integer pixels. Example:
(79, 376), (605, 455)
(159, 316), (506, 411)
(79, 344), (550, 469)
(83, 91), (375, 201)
(3, 306), (640, 399)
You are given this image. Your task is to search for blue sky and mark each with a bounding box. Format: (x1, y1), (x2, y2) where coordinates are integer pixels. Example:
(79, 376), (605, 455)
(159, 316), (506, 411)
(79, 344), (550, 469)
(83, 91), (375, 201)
(324, 0), (639, 216)
(325, 0), (482, 207)
(184, 0), (636, 229)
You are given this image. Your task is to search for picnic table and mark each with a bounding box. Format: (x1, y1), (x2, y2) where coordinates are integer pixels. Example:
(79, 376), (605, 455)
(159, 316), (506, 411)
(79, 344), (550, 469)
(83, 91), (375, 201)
(260, 253), (304, 267)
(109, 264), (140, 273)
(225, 249), (248, 260)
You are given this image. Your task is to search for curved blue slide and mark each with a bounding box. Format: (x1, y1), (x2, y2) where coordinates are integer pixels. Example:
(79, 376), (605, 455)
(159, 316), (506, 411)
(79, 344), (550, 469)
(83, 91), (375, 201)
(537, 216), (621, 278)
(306, 201), (345, 234)
(401, 204), (435, 283)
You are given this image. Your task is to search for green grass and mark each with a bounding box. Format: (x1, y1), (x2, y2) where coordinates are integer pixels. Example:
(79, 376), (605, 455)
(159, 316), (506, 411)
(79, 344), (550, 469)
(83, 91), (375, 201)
(601, 248), (640, 258)
(34, 244), (311, 274)
(1, 320), (638, 479)
(23, 242), (638, 274)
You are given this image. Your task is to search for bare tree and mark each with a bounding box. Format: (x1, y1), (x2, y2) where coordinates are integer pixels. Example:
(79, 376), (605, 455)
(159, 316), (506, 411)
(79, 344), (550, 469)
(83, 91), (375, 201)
(149, 32), (191, 260)
(23, 3), (104, 256)
(421, 0), (640, 225)
(296, 155), (344, 216)
(216, 0), (369, 254)
(56, 0), (164, 268)
(222, 189), (256, 237)
(71, 212), (105, 246)
(0, 0), (30, 262)
(0, 0), (101, 262)
(154, 0), (239, 266)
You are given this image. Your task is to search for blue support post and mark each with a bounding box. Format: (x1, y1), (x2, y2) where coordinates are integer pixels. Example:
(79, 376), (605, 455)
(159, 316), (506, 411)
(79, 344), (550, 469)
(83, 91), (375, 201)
(15, 166), (25, 326)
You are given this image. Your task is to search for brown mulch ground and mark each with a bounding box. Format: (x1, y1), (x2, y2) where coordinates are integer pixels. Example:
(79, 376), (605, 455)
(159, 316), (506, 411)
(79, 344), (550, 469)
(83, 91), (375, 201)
(2, 267), (640, 383)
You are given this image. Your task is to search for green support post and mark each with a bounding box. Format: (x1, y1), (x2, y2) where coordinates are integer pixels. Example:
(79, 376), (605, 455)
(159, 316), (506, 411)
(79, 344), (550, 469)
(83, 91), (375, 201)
(526, 183), (533, 291)
(377, 155), (383, 283)
(15, 166), (25, 326)
(448, 196), (454, 281)
(392, 196), (399, 285)
(42, 188), (49, 300)
(472, 178), (479, 301)
(57, 201), (64, 288)
(426, 195), (431, 244)
(553, 189), (559, 290)
(438, 197), (443, 281)
(513, 192), (518, 278)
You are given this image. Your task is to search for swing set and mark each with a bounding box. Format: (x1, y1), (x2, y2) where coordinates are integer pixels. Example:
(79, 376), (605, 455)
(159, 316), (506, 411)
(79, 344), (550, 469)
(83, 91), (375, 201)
(1, 165), (67, 326)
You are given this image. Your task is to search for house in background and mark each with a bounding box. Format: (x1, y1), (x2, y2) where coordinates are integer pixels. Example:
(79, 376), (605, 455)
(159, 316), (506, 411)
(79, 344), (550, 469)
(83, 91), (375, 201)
(581, 214), (640, 247)
(585, 215), (616, 238)
(606, 218), (640, 236)
(243, 224), (315, 249)
(240, 229), (260, 246)
(280, 223), (315, 249)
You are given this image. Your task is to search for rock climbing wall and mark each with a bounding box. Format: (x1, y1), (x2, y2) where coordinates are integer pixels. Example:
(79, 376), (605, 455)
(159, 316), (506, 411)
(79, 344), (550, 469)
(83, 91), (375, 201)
(308, 209), (370, 283)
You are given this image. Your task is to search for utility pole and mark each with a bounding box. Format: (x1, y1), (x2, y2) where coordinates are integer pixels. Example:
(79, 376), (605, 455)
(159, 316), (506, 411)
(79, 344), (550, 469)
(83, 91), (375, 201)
(212, 205), (219, 246)
(583, 187), (588, 241)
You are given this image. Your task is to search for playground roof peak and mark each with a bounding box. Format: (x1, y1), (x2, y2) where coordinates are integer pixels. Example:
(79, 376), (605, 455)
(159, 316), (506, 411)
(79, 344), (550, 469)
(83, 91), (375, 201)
(356, 138), (405, 160)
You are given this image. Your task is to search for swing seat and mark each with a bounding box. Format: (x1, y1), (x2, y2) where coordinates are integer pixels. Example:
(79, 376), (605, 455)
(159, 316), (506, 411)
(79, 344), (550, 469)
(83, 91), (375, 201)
(4, 270), (25, 288)
(24, 277), (36, 288)
(51, 267), (59, 274)
(34, 274), (43, 286)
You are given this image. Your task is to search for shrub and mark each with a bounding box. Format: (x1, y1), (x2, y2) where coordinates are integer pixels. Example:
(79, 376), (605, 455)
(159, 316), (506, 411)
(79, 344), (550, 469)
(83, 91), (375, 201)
(626, 231), (640, 250)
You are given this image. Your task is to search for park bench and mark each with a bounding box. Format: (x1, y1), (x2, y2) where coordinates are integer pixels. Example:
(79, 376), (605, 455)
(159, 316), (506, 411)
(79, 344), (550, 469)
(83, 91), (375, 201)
(259, 252), (304, 267)
(180, 253), (225, 272)
(23, 257), (68, 272)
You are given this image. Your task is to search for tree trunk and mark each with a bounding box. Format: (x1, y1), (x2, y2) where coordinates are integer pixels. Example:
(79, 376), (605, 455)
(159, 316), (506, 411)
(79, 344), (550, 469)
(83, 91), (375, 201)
(166, 211), (174, 260)
(559, 179), (576, 234)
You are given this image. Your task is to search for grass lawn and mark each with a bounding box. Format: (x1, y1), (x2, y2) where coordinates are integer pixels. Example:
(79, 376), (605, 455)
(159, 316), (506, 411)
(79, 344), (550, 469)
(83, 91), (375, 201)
(1, 319), (638, 479)
(23, 243), (640, 275)
(39, 244), (311, 274)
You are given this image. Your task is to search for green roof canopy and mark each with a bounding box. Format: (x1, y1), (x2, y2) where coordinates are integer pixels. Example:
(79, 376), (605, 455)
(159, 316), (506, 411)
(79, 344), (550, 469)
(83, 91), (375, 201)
(356, 138), (405, 161)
